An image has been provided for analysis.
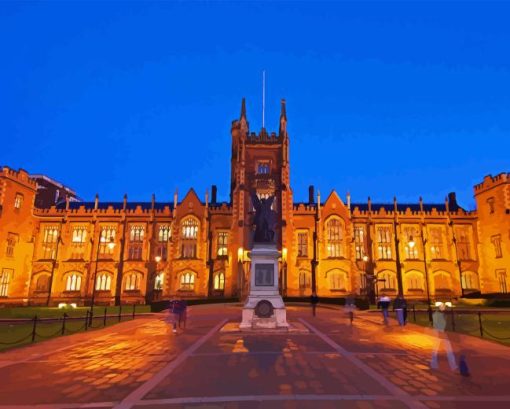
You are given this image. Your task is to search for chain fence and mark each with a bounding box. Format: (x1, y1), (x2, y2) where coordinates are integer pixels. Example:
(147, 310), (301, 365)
(0, 304), (140, 350)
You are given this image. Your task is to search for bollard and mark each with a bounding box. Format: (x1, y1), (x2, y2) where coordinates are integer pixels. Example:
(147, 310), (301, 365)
(31, 315), (38, 343)
(103, 307), (107, 327)
(412, 305), (416, 322)
(478, 311), (483, 338)
(84, 310), (89, 331)
(132, 304), (136, 319)
(118, 305), (122, 322)
(61, 313), (67, 336)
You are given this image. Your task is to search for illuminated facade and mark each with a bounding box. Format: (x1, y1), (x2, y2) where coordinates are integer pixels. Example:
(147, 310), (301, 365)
(1, 99), (509, 306)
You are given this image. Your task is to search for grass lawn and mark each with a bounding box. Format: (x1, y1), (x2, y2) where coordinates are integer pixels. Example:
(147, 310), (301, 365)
(0, 305), (151, 352)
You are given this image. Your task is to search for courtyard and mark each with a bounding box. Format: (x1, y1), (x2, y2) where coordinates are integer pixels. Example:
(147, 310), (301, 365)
(0, 304), (509, 409)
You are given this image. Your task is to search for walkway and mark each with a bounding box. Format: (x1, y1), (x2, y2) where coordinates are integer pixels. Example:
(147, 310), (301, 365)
(0, 304), (509, 409)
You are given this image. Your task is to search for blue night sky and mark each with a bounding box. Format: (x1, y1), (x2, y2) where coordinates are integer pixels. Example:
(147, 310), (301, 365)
(1, 1), (509, 210)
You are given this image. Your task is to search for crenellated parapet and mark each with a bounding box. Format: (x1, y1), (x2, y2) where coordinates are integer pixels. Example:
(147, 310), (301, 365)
(1, 166), (37, 189)
(474, 172), (510, 194)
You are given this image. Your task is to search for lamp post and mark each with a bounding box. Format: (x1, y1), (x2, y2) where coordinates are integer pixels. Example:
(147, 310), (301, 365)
(90, 233), (115, 324)
(393, 218), (404, 296)
(153, 255), (162, 302)
(362, 254), (370, 302)
(281, 247), (288, 297)
(238, 247), (246, 300)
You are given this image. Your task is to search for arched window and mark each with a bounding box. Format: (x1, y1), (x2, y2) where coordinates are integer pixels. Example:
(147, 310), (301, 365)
(405, 271), (424, 291)
(35, 274), (50, 292)
(326, 218), (343, 258)
(377, 271), (396, 291)
(125, 272), (141, 291)
(328, 269), (347, 290)
(181, 218), (198, 258)
(433, 271), (451, 291)
(65, 273), (82, 292)
(299, 271), (311, 289)
(154, 273), (164, 290)
(180, 272), (195, 291)
(461, 271), (479, 291)
(0, 269), (11, 297)
(96, 272), (112, 291)
(213, 271), (225, 290)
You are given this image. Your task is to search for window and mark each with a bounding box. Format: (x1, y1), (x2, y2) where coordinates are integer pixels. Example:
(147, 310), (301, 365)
(99, 226), (116, 257)
(180, 272), (195, 291)
(297, 232), (308, 257)
(326, 218), (343, 258)
(487, 197), (495, 214)
(404, 227), (419, 259)
(154, 273), (164, 290)
(497, 270), (507, 294)
(42, 226), (59, 259)
(257, 161), (270, 174)
(376, 226), (392, 260)
(65, 273), (82, 292)
(354, 226), (365, 260)
(299, 271), (311, 289)
(128, 225), (144, 260)
(406, 271), (424, 291)
(329, 270), (346, 290)
(14, 193), (23, 209)
(217, 232), (228, 257)
(434, 271), (451, 291)
(429, 227), (444, 259)
(456, 226), (472, 260)
(491, 235), (503, 258)
(181, 218), (198, 258)
(95, 273), (111, 291)
(461, 271), (479, 290)
(35, 275), (50, 292)
(6, 233), (17, 257)
(156, 225), (170, 261)
(0, 269), (12, 297)
(125, 273), (140, 291)
(71, 226), (87, 259)
(214, 271), (225, 290)
(378, 271), (396, 291)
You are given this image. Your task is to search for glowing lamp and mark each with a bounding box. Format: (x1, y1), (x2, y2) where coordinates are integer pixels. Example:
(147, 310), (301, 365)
(362, 255), (369, 262)
(70, 303), (77, 309)
(282, 247), (288, 262)
(155, 255), (162, 263)
(408, 236), (416, 248)
(238, 247), (244, 262)
(58, 303), (67, 309)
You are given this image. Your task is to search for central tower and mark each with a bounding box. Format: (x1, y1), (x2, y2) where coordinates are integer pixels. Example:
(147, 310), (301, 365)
(230, 99), (294, 295)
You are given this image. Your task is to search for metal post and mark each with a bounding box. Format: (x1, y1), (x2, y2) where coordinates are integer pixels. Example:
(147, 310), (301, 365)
(84, 310), (89, 331)
(103, 307), (107, 327)
(118, 304), (122, 322)
(31, 315), (38, 343)
(412, 304), (416, 322)
(478, 311), (483, 337)
(61, 313), (67, 335)
(132, 304), (136, 319)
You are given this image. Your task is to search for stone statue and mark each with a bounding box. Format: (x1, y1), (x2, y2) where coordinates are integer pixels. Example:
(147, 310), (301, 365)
(251, 193), (275, 243)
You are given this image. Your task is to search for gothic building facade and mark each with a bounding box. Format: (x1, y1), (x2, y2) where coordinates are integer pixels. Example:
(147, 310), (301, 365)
(0, 100), (509, 306)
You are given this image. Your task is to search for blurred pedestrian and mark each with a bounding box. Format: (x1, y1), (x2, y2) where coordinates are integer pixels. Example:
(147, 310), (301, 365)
(430, 302), (458, 372)
(345, 294), (355, 324)
(310, 292), (319, 317)
(393, 295), (407, 327)
(377, 295), (391, 325)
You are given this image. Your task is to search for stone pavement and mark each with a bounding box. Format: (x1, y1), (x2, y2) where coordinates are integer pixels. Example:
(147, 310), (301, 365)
(0, 304), (509, 409)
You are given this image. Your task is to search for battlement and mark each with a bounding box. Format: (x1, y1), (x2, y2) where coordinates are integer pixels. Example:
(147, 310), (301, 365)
(246, 128), (282, 145)
(1, 166), (37, 188)
(474, 172), (510, 193)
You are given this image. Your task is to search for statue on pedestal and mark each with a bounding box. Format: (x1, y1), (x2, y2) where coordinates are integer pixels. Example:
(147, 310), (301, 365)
(251, 193), (276, 243)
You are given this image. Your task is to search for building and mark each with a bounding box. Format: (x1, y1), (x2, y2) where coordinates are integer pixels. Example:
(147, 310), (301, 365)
(0, 99), (509, 306)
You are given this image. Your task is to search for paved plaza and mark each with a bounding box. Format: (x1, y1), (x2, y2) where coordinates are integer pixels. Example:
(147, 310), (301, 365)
(0, 304), (509, 409)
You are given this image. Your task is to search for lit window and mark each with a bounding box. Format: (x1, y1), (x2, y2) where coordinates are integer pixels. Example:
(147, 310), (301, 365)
(99, 226), (116, 256)
(125, 273), (140, 291)
(257, 161), (270, 174)
(154, 273), (164, 290)
(329, 271), (345, 290)
(376, 226), (392, 260)
(158, 225), (170, 242)
(180, 272), (195, 291)
(72, 226), (87, 243)
(354, 226), (365, 260)
(0, 269), (12, 297)
(461, 271), (479, 290)
(6, 233), (17, 257)
(404, 227), (419, 259)
(456, 226), (472, 260)
(497, 270), (507, 294)
(298, 232), (308, 257)
(65, 273), (82, 292)
(217, 232), (228, 257)
(95, 273), (111, 291)
(213, 271), (225, 290)
(181, 218), (198, 258)
(429, 227), (444, 259)
(378, 271), (396, 290)
(14, 193), (23, 209)
(42, 226), (59, 259)
(128, 225), (144, 260)
(326, 218), (343, 258)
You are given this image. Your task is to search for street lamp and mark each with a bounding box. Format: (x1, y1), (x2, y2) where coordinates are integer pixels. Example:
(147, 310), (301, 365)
(90, 234), (115, 324)
(281, 247), (288, 296)
(362, 255), (369, 301)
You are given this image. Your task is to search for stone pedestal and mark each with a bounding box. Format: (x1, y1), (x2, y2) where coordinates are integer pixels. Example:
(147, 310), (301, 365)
(239, 244), (289, 330)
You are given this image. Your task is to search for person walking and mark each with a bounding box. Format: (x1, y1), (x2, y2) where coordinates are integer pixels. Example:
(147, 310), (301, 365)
(167, 299), (179, 334)
(393, 295), (407, 327)
(310, 292), (319, 317)
(430, 302), (458, 372)
(378, 295), (391, 325)
(344, 294), (355, 325)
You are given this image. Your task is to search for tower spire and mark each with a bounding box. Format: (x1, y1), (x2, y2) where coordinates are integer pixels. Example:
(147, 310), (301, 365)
(279, 98), (287, 135)
(240, 97), (246, 120)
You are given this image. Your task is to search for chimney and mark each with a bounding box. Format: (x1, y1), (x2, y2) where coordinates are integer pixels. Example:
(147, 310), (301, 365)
(308, 185), (315, 204)
(211, 185), (217, 204)
(448, 192), (458, 209)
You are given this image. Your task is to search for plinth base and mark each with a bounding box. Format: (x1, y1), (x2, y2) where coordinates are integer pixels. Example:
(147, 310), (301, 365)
(220, 320), (309, 334)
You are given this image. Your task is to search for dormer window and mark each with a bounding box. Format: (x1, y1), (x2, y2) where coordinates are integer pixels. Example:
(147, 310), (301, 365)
(257, 161), (270, 174)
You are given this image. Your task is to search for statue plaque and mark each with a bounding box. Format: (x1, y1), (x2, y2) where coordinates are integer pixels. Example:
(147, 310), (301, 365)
(255, 263), (274, 286)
